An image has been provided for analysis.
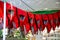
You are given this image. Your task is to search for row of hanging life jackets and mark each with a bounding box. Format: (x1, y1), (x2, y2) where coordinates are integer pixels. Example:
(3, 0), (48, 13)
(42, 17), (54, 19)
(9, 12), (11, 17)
(0, 1), (60, 34)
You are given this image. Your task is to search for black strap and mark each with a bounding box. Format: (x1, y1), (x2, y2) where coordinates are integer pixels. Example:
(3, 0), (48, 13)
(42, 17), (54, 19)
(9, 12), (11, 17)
(16, 8), (20, 27)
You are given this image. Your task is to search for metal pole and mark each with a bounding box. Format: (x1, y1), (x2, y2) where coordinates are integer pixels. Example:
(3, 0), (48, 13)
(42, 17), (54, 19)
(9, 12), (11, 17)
(3, 0), (6, 40)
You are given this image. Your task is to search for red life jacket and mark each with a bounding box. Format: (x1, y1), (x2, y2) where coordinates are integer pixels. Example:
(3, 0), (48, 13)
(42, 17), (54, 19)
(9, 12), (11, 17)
(6, 3), (17, 29)
(53, 12), (59, 27)
(39, 14), (44, 31)
(23, 12), (32, 34)
(48, 14), (56, 31)
(35, 14), (44, 31)
(17, 8), (27, 26)
(42, 14), (51, 33)
(28, 12), (38, 34)
(17, 8), (29, 33)
(35, 14), (40, 30)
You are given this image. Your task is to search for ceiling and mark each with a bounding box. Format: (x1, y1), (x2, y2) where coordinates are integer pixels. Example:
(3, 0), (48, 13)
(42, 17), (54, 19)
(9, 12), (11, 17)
(1, 0), (60, 11)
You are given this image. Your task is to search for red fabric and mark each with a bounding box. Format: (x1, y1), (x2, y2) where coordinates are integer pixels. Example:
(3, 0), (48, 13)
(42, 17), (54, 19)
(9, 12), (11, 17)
(23, 12), (32, 34)
(28, 12), (34, 33)
(48, 14), (56, 31)
(28, 12), (38, 34)
(1, 1), (60, 33)
(0, 1), (4, 19)
(0, 1), (4, 10)
(6, 17), (8, 27)
(24, 23), (30, 34)
(33, 23), (38, 34)
(53, 12), (59, 27)
(35, 14), (40, 29)
(42, 14), (51, 33)
(35, 14), (44, 31)
(6, 3), (17, 29)
(6, 3), (16, 20)
(28, 12), (34, 26)
(17, 8), (27, 26)
(17, 8), (28, 33)
(39, 14), (44, 31)
(23, 12), (29, 24)
(8, 21), (13, 29)
(57, 11), (60, 25)
(12, 15), (19, 28)
(0, 1), (4, 29)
